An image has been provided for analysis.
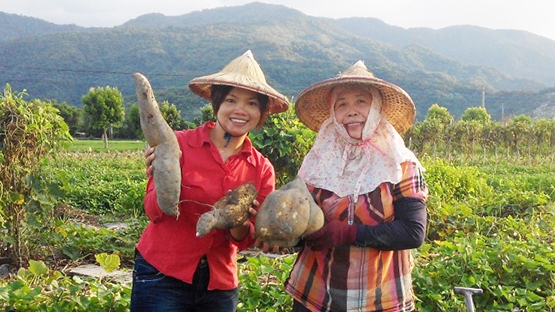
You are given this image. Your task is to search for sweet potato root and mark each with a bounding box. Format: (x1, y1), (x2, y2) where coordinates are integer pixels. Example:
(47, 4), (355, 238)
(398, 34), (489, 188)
(255, 176), (324, 247)
(133, 72), (181, 217)
(196, 183), (258, 237)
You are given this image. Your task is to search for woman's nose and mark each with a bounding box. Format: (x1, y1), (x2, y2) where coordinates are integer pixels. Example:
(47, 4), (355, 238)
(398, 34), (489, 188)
(347, 105), (358, 116)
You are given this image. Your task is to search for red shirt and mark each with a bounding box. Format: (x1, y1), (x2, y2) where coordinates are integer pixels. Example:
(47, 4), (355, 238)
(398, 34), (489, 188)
(136, 122), (275, 290)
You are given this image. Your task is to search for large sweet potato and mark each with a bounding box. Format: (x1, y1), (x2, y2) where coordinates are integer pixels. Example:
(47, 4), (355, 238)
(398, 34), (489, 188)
(255, 176), (324, 247)
(196, 183), (258, 237)
(132, 72), (181, 217)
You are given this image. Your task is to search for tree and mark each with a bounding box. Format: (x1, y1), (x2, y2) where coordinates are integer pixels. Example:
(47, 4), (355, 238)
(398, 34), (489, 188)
(426, 103), (454, 125)
(118, 103), (142, 139)
(192, 104), (216, 126)
(49, 100), (84, 136)
(160, 100), (186, 130)
(461, 106), (491, 123)
(506, 115), (533, 156)
(409, 104), (455, 155)
(82, 86), (125, 148)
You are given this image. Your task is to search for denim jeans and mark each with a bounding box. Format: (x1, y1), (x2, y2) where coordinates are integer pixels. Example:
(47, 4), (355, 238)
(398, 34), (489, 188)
(130, 250), (239, 312)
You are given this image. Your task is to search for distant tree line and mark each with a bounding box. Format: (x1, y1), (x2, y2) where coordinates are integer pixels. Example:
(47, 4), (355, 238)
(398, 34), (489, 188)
(404, 104), (555, 164)
(47, 85), (555, 166)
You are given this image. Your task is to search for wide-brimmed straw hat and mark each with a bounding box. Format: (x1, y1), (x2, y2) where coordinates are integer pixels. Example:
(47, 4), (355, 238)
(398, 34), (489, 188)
(295, 60), (416, 134)
(188, 50), (289, 114)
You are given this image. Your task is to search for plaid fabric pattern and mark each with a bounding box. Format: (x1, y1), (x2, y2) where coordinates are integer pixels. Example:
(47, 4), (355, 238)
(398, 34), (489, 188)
(285, 161), (427, 312)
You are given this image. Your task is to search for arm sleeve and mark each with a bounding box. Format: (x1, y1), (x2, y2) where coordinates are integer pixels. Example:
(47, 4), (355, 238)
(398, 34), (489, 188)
(143, 175), (165, 222)
(354, 197), (427, 250)
(354, 161), (428, 250)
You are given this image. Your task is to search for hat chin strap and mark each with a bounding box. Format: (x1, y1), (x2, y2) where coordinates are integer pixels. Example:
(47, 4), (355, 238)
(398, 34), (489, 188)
(216, 119), (240, 148)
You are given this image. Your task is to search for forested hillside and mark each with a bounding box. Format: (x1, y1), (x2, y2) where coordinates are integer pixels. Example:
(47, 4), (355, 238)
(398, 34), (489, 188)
(1, 2), (554, 121)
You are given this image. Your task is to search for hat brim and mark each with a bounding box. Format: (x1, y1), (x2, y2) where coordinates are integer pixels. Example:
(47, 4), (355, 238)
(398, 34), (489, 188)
(189, 74), (289, 114)
(295, 76), (416, 134)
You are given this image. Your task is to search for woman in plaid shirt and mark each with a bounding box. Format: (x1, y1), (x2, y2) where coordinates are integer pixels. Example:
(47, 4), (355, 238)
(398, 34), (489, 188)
(284, 60), (428, 312)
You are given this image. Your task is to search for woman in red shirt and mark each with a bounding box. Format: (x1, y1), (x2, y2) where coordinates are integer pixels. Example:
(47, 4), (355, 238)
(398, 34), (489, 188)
(130, 51), (289, 312)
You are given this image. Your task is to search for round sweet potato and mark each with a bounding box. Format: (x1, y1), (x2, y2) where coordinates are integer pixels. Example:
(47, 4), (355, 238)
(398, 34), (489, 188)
(255, 176), (324, 248)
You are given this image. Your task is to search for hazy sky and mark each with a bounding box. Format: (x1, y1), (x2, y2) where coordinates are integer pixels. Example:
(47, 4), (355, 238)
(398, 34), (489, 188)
(2, 0), (554, 41)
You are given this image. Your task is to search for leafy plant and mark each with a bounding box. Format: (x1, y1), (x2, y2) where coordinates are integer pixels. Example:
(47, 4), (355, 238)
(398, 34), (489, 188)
(238, 255), (294, 311)
(0, 84), (71, 266)
(0, 259), (131, 311)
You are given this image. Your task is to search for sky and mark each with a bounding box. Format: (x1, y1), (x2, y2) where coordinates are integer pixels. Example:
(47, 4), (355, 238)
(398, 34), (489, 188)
(2, 0), (555, 42)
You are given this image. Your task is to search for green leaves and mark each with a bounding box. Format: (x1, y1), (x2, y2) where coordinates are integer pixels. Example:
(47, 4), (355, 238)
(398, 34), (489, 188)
(238, 255), (294, 312)
(250, 104), (316, 186)
(0, 260), (131, 311)
(95, 253), (121, 273)
(27, 260), (49, 276)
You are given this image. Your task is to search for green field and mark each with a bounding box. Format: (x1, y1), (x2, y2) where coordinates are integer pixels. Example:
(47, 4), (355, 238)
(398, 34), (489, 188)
(2, 138), (555, 311)
(63, 139), (148, 152)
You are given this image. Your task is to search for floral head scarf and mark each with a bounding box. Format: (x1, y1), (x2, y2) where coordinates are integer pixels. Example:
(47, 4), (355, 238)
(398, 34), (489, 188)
(298, 84), (422, 200)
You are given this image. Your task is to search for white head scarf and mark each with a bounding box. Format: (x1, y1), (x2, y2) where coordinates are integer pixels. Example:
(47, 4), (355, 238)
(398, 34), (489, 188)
(298, 84), (422, 201)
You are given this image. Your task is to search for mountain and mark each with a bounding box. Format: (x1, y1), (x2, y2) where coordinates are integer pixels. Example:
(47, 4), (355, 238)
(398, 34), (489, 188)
(0, 2), (554, 121)
(332, 17), (555, 87)
(0, 11), (99, 41)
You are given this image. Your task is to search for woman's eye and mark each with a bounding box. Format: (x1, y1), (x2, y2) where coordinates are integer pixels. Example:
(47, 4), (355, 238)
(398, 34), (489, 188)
(359, 99), (371, 107)
(248, 101), (259, 106)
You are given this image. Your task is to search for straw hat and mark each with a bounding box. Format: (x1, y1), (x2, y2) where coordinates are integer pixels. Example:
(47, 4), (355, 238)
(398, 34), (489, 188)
(295, 60), (416, 134)
(188, 50), (289, 114)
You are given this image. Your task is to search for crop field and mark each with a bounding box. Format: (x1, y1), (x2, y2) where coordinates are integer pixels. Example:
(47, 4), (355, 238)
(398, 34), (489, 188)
(1, 139), (554, 311)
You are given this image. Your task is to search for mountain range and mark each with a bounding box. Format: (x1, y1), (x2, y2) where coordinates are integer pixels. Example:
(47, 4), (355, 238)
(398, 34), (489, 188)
(1, 2), (555, 121)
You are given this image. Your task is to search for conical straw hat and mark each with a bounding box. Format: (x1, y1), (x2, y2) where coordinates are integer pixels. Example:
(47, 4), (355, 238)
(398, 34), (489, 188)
(295, 60), (416, 134)
(188, 50), (289, 114)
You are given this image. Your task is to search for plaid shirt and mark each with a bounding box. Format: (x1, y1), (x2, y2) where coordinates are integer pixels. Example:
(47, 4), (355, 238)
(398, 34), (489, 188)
(285, 161), (427, 312)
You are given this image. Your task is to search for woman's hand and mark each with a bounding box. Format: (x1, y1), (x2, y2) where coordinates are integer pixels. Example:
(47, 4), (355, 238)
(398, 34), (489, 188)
(254, 238), (282, 254)
(305, 220), (357, 250)
(229, 200), (259, 241)
(145, 146), (155, 176)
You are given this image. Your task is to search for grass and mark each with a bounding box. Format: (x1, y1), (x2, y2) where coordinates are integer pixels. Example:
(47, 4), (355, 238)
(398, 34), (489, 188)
(63, 139), (147, 152)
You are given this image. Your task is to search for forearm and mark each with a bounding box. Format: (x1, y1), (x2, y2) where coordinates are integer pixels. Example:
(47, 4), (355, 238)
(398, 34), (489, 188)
(354, 197), (427, 250)
(230, 222), (255, 251)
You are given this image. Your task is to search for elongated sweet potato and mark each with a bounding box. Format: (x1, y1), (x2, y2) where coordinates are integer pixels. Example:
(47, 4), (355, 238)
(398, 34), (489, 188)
(132, 72), (181, 217)
(196, 183), (258, 237)
(255, 176), (324, 247)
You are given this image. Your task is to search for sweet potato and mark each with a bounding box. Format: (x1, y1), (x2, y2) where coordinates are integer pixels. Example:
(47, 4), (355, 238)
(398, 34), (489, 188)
(132, 72), (181, 217)
(255, 176), (324, 247)
(196, 183), (258, 237)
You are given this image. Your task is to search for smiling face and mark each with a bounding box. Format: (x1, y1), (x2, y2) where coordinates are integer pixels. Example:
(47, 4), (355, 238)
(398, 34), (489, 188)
(216, 87), (262, 136)
(332, 86), (373, 140)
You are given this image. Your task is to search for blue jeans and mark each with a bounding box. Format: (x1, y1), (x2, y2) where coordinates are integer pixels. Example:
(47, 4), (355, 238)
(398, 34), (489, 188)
(130, 250), (239, 312)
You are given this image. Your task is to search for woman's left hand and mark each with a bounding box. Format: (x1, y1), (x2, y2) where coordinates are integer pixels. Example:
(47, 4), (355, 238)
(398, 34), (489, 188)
(229, 200), (258, 241)
(305, 220), (357, 250)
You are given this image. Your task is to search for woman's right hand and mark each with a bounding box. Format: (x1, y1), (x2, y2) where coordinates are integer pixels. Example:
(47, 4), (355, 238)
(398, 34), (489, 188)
(145, 146), (155, 176)
(254, 238), (283, 254)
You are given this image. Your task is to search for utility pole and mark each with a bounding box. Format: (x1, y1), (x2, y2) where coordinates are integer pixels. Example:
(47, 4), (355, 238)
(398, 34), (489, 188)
(481, 85), (485, 108)
(501, 103), (505, 125)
